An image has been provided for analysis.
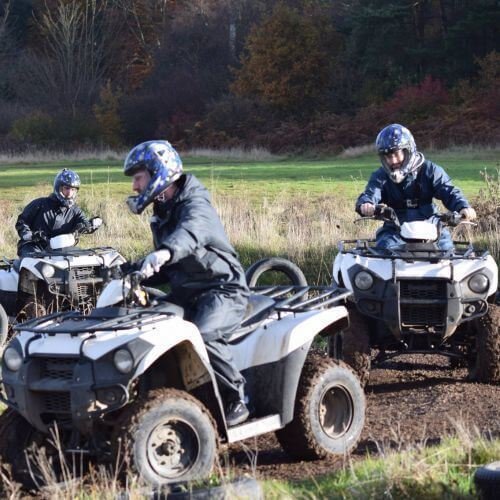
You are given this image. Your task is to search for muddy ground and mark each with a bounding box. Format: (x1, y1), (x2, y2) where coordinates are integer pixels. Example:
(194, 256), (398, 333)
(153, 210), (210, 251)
(228, 355), (500, 481)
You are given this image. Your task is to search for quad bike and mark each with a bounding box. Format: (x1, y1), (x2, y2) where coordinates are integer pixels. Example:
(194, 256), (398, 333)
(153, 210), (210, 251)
(0, 217), (126, 344)
(0, 262), (365, 489)
(331, 205), (499, 386)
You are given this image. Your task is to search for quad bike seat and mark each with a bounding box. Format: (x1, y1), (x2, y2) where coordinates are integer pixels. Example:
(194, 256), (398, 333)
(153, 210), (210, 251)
(228, 293), (276, 343)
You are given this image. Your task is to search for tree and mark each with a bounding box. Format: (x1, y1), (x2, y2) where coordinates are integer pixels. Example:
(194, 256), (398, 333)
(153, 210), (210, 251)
(15, 0), (122, 115)
(231, 3), (341, 116)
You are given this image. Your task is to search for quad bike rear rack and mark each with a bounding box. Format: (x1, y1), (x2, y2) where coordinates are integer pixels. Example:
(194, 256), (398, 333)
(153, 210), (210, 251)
(251, 285), (351, 312)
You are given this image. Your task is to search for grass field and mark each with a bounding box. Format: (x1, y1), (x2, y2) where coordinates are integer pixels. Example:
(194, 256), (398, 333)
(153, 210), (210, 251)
(0, 149), (497, 200)
(1, 149), (498, 283)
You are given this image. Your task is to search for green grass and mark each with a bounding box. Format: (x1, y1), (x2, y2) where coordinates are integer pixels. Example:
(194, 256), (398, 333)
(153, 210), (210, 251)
(262, 434), (500, 499)
(0, 150), (497, 202)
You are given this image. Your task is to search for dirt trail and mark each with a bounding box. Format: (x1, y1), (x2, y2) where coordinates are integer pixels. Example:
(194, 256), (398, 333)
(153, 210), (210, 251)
(229, 355), (500, 481)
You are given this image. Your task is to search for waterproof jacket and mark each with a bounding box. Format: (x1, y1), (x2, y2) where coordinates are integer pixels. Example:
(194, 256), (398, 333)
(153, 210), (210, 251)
(16, 194), (90, 250)
(149, 174), (249, 301)
(356, 160), (470, 225)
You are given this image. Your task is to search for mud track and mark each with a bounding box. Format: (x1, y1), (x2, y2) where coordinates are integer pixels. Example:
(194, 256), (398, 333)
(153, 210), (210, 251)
(228, 355), (500, 481)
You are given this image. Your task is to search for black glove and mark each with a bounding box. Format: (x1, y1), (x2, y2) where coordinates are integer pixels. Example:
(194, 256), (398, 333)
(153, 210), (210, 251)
(32, 230), (48, 243)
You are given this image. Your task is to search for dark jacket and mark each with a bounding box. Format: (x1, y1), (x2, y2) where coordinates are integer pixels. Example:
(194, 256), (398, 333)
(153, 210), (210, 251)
(16, 194), (90, 252)
(149, 174), (249, 302)
(355, 160), (470, 225)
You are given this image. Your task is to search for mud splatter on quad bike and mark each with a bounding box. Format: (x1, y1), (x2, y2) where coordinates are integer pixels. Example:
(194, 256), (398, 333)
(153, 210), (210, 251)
(0, 260), (365, 489)
(0, 218), (125, 344)
(331, 205), (499, 386)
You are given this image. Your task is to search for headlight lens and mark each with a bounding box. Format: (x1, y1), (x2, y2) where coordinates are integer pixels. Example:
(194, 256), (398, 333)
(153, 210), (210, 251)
(468, 273), (489, 293)
(114, 349), (134, 374)
(354, 271), (374, 290)
(41, 264), (55, 278)
(3, 347), (23, 372)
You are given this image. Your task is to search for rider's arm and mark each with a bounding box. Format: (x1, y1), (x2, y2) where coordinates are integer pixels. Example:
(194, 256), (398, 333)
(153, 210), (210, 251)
(15, 200), (41, 241)
(154, 197), (218, 264)
(355, 170), (384, 215)
(429, 163), (470, 212)
(70, 205), (92, 230)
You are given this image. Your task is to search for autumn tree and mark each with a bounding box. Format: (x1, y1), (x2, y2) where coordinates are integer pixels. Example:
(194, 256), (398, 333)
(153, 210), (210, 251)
(231, 4), (341, 116)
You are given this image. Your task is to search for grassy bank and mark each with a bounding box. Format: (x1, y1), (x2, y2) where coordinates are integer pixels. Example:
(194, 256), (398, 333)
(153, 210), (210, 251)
(263, 429), (500, 499)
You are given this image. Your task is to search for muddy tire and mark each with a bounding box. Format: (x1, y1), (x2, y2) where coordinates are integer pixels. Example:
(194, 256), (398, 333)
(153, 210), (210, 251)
(112, 388), (218, 486)
(0, 409), (58, 490)
(275, 355), (365, 460)
(329, 307), (371, 387)
(470, 304), (500, 383)
(474, 461), (500, 499)
(245, 257), (308, 288)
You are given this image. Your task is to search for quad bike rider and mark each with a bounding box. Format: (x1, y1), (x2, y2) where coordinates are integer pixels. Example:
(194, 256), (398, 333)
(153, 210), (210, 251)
(0, 169), (125, 342)
(0, 263), (366, 489)
(121, 140), (252, 428)
(331, 124), (499, 385)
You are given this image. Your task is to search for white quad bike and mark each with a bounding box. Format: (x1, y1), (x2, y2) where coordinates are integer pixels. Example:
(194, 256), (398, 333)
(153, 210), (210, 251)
(0, 264), (366, 489)
(0, 218), (126, 344)
(331, 205), (499, 386)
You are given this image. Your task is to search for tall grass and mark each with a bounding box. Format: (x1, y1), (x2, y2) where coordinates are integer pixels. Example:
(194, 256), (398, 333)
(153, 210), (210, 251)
(1, 176), (498, 285)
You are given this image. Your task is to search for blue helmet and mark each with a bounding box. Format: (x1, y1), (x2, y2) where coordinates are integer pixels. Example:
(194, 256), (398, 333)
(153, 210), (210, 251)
(124, 140), (183, 214)
(53, 168), (81, 207)
(375, 124), (423, 183)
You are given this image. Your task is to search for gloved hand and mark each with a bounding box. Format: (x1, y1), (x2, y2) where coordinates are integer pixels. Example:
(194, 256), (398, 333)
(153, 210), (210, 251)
(91, 217), (103, 231)
(32, 230), (48, 243)
(141, 249), (171, 278)
(21, 231), (33, 242)
(360, 203), (375, 216)
(460, 207), (477, 221)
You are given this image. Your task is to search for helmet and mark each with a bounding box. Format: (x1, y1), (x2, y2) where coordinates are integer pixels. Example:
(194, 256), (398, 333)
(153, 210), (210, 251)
(53, 168), (81, 207)
(124, 140), (183, 214)
(375, 124), (423, 183)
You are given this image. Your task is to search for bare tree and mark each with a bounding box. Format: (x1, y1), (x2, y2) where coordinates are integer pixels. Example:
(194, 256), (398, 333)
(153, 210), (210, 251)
(18, 0), (122, 115)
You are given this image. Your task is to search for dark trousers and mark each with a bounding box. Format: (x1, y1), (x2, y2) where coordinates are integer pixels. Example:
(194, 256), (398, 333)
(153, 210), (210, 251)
(181, 290), (248, 404)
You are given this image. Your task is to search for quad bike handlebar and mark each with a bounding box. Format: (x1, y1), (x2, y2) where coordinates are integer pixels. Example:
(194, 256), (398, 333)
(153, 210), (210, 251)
(359, 204), (475, 229)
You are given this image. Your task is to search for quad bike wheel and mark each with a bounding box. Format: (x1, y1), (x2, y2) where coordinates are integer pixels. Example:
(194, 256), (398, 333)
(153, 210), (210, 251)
(275, 355), (365, 459)
(329, 307), (371, 387)
(0, 409), (61, 490)
(470, 303), (500, 383)
(112, 388), (218, 486)
(245, 257), (308, 288)
(474, 461), (500, 499)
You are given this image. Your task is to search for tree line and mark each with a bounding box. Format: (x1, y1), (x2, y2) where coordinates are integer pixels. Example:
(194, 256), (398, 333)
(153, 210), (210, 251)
(0, 0), (498, 153)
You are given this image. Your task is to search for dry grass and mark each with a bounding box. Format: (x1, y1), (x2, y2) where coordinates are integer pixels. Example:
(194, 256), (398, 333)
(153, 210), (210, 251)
(0, 146), (279, 165)
(1, 183), (498, 285)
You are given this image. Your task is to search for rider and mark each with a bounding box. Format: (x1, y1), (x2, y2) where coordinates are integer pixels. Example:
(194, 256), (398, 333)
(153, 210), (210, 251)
(124, 140), (250, 427)
(356, 124), (476, 250)
(15, 168), (91, 256)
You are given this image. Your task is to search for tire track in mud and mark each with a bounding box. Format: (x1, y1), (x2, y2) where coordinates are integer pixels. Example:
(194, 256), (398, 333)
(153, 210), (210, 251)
(228, 355), (500, 481)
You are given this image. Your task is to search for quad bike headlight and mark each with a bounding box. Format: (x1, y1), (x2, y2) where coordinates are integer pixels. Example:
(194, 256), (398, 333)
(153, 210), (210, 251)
(354, 271), (374, 290)
(114, 349), (134, 374)
(41, 263), (55, 278)
(468, 273), (489, 294)
(3, 347), (23, 372)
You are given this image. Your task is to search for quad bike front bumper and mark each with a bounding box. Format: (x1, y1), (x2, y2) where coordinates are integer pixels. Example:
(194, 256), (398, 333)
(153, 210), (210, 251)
(1, 348), (137, 435)
(347, 264), (489, 340)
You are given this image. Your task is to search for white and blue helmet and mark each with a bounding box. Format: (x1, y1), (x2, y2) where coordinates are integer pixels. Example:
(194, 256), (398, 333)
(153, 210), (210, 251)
(53, 168), (81, 207)
(124, 140), (183, 214)
(375, 124), (424, 183)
